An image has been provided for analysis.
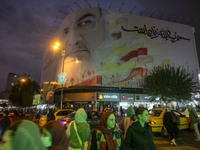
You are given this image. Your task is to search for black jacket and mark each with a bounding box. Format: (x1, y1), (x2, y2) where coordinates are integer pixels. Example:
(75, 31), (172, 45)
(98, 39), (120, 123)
(0, 116), (12, 135)
(47, 110), (55, 122)
(163, 112), (177, 134)
(123, 121), (156, 150)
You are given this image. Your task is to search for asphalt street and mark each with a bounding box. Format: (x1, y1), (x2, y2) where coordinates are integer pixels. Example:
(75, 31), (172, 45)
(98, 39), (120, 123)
(154, 130), (200, 150)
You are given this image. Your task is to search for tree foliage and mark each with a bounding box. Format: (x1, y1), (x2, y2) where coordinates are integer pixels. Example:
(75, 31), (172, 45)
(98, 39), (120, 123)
(144, 65), (196, 104)
(9, 79), (40, 107)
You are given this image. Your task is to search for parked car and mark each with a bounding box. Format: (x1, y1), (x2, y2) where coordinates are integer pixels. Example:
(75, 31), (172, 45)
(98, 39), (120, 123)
(39, 109), (75, 126)
(148, 109), (190, 136)
(57, 110), (100, 131)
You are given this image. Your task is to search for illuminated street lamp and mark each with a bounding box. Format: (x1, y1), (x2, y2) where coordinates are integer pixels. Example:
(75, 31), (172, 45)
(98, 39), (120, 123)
(21, 78), (26, 82)
(53, 42), (66, 110)
(75, 59), (79, 64)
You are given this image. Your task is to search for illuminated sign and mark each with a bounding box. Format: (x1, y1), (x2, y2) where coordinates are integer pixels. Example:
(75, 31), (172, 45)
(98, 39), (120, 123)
(127, 97), (134, 100)
(58, 72), (67, 84)
(121, 94), (134, 102)
(104, 95), (118, 99)
(32, 94), (41, 105)
(135, 94), (150, 102)
(99, 95), (103, 99)
(97, 93), (119, 101)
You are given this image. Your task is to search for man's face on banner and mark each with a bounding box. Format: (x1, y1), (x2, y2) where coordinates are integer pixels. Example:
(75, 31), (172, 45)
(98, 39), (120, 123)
(61, 8), (107, 61)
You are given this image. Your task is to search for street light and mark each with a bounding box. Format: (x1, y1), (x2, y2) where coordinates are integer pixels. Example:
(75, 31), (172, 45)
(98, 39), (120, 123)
(76, 58), (79, 64)
(53, 42), (66, 110)
(21, 78), (26, 83)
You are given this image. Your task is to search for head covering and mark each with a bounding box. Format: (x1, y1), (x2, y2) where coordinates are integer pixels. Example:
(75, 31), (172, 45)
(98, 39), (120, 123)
(97, 111), (117, 150)
(127, 106), (135, 117)
(166, 106), (171, 112)
(75, 108), (87, 124)
(2, 120), (46, 150)
(45, 120), (68, 150)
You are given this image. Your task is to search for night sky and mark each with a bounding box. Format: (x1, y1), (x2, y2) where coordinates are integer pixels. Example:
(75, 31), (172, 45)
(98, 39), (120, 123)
(0, 0), (67, 91)
(0, 0), (200, 92)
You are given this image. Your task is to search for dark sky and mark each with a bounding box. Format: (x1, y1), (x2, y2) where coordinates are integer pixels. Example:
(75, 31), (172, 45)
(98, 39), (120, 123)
(0, 0), (67, 91)
(0, 0), (132, 91)
(0, 0), (200, 92)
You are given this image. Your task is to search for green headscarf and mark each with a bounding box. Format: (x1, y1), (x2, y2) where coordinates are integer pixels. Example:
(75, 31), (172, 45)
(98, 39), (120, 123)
(2, 120), (46, 150)
(127, 106), (135, 117)
(75, 108), (87, 124)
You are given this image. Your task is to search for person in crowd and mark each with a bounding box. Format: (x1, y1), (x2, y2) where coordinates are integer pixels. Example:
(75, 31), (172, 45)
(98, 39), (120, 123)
(35, 112), (41, 122)
(46, 109), (55, 122)
(0, 111), (12, 138)
(66, 108), (91, 150)
(187, 105), (200, 141)
(163, 106), (178, 146)
(118, 106), (137, 138)
(13, 110), (19, 118)
(90, 111), (122, 150)
(1, 120), (46, 150)
(104, 106), (111, 112)
(120, 106), (123, 117)
(41, 120), (69, 150)
(123, 107), (156, 150)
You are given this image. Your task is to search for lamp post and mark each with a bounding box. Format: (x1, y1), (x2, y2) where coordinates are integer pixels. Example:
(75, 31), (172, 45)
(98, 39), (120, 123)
(53, 42), (66, 110)
(60, 50), (65, 110)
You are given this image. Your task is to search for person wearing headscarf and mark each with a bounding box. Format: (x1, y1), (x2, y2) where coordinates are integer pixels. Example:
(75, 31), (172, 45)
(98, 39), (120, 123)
(123, 107), (156, 150)
(163, 106), (178, 146)
(90, 111), (122, 150)
(46, 109), (55, 122)
(41, 120), (69, 150)
(66, 108), (91, 150)
(187, 105), (200, 141)
(118, 106), (137, 138)
(2, 120), (46, 150)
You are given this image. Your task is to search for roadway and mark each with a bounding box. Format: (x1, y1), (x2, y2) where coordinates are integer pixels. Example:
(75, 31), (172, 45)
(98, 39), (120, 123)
(154, 130), (200, 150)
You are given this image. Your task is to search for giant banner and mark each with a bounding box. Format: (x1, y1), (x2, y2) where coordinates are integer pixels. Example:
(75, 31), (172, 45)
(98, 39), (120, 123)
(41, 8), (199, 88)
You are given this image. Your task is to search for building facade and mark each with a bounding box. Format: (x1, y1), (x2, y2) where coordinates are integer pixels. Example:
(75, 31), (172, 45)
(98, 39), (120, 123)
(41, 8), (199, 110)
(5, 73), (30, 92)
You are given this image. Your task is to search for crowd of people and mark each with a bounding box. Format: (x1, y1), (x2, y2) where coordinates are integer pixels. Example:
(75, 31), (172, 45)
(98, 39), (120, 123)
(0, 105), (199, 150)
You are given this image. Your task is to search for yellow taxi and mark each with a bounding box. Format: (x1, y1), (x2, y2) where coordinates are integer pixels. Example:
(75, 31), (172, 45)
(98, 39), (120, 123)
(39, 109), (75, 126)
(148, 109), (189, 135)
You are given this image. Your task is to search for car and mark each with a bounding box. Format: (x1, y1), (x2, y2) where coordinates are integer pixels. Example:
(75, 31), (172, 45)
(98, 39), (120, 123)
(39, 109), (75, 126)
(57, 110), (100, 131)
(57, 111), (75, 128)
(148, 109), (190, 136)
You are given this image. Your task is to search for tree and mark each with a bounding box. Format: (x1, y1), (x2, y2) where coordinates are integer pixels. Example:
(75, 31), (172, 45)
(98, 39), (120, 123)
(9, 79), (40, 107)
(144, 65), (196, 105)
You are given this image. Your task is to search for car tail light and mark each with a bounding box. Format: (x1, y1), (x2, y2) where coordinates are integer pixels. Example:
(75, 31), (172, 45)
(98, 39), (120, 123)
(148, 121), (156, 125)
(63, 120), (70, 125)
